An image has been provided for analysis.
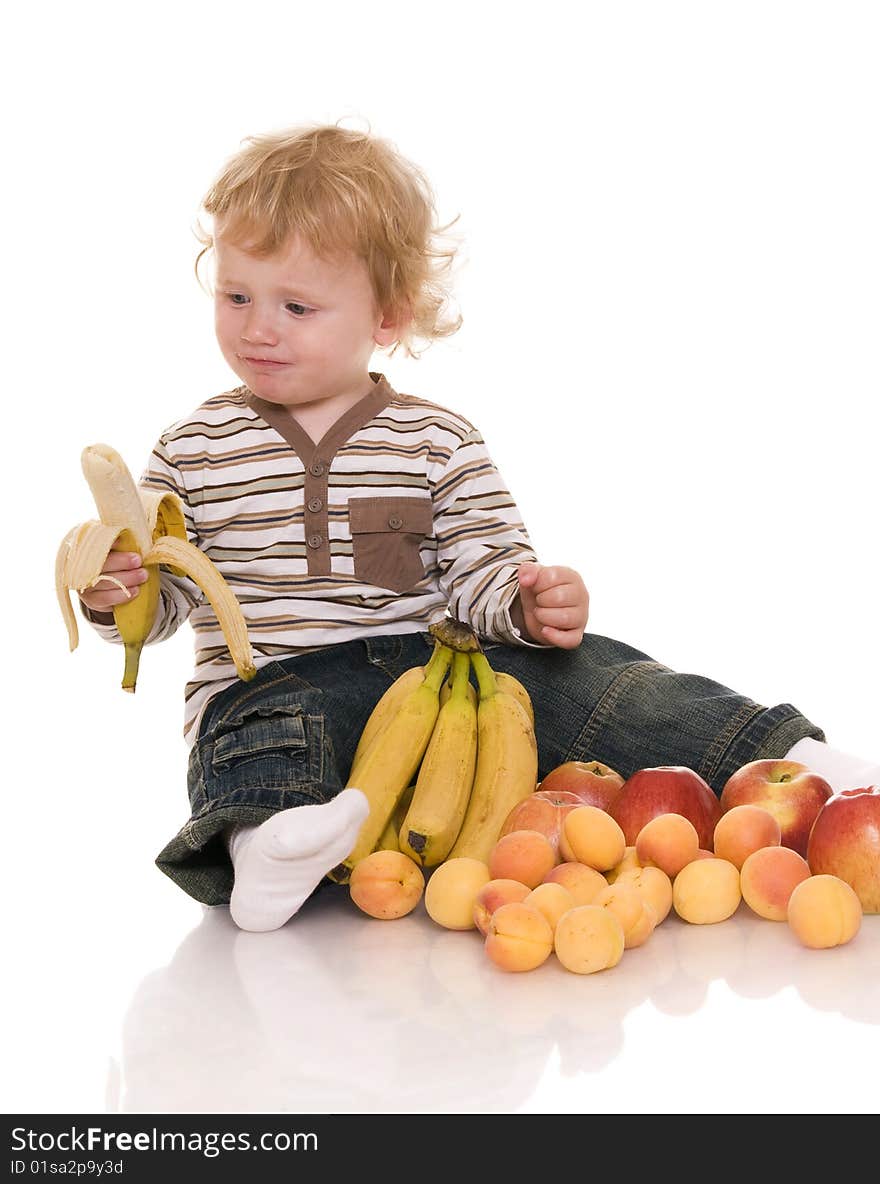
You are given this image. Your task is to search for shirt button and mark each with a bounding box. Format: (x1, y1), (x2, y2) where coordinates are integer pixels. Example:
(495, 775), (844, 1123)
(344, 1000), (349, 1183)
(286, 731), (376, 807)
(307, 534), (324, 549)
(307, 497), (323, 513)
(388, 515), (403, 530)
(309, 461), (325, 477)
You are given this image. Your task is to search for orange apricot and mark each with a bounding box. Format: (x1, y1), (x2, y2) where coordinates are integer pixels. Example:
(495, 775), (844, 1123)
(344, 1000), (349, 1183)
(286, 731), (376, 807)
(787, 874), (862, 949)
(615, 865), (674, 924)
(485, 902), (554, 972)
(740, 846), (811, 921)
(635, 813), (699, 878)
(349, 850), (425, 919)
(712, 804), (781, 870)
(473, 878), (532, 936)
(672, 857), (742, 924)
(488, 829), (557, 889)
(424, 857), (491, 930)
(561, 806), (626, 872)
(542, 861), (608, 905)
(606, 845), (641, 884)
(524, 881), (577, 931)
(593, 882), (656, 948)
(553, 905), (625, 974)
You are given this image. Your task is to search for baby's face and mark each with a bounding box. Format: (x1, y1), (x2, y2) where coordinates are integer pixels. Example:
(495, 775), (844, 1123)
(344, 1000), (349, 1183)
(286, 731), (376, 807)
(213, 232), (395, 408)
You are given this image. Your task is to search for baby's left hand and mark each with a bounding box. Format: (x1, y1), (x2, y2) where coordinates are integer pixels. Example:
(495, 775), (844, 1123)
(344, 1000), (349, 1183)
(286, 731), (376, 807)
(516, 563), (589, 649)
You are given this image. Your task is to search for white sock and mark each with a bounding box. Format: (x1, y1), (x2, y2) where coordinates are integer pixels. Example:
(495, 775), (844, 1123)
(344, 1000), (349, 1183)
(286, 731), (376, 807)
(783, 737), (880, 793)
(226, 788), (369, 932)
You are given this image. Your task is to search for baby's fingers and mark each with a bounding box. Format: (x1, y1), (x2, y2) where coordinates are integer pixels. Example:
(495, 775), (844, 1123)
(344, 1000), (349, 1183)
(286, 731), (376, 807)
(80, 553), (148, 610)
(537, 624), (584, 649)
(532, 605), (583, 632)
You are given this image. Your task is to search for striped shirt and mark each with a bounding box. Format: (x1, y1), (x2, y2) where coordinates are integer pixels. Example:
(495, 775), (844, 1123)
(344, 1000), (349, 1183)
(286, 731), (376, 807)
(82, 372), (546, 744)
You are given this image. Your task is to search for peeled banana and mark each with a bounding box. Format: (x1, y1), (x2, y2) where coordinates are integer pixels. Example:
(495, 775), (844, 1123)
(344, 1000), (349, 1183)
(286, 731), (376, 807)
(56, 443), (255, 692)
(329, 641), (454, 882)
(445, 650), (539, 864)
(398, 650), (479, 867)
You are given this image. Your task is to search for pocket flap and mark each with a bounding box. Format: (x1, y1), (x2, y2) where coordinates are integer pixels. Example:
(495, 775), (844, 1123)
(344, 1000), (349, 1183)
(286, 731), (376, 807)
(213, 704), (307, 767)
(349, 496), (433, 536)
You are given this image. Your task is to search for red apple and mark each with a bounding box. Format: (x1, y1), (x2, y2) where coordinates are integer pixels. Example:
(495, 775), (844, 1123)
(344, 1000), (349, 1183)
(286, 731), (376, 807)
(719, 759), (832, 859)
(538, 760), (625, 811)
(806, 785), (880, 913)
(499, 789), (584, 853)
(610, 766), (722, 850)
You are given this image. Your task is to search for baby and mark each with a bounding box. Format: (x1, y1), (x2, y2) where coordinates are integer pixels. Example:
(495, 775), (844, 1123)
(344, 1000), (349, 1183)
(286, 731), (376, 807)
(78, 123), (878, 932)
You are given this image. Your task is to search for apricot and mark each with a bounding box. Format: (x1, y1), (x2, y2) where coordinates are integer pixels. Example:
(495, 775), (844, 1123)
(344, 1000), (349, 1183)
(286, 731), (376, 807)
(542, 861), (608, 905)
(672, 857), (742, 924)
(787, 874), (862, 949)
(484, 902), (554, 972)
(349, 849), (425, 919)
(553, 905), (625, 974)
(712, 804), (781, 870)
(740, 845), (811, 921)
(524, 882), (577, 931)
(593, 882), (656, 948)
(606, 845), (641, 884)
(424, 857), (491, 930)
(561, 806), (627, 872)
(615, 865), (674, 924)
(488, 829), (557, 889)
(473, 878), (531, 936)
(635, 813), (699, 878)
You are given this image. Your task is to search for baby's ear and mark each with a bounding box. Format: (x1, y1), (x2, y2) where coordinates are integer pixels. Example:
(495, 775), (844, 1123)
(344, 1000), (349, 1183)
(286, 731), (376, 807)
(374, 305), (411, 348)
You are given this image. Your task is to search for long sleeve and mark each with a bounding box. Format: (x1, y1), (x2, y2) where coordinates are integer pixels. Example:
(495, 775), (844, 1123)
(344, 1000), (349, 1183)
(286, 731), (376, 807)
(431, 426), (552, 648)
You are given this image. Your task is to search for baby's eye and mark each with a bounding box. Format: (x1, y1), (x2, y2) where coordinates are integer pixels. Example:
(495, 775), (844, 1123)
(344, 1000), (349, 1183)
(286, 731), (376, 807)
(226, 293), (248, 305)
(286, 302), (312, 317)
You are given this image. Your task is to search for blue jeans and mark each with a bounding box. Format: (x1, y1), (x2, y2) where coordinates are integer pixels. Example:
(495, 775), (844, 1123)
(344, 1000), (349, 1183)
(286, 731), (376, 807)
(155, 630), (825, 904)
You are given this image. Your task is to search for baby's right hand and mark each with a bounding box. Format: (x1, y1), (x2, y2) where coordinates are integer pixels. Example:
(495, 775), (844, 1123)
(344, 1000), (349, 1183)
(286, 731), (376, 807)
(78, 550), (150, 614)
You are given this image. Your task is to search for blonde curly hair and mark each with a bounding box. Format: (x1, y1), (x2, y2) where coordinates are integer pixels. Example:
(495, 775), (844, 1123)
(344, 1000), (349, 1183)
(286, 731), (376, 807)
(195, 123), (462, 357)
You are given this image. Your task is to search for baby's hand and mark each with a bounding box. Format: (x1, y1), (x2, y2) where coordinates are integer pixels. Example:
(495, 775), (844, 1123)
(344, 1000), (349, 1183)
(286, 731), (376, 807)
(516, 563), (589, 649)
(79, 550), (149, 614)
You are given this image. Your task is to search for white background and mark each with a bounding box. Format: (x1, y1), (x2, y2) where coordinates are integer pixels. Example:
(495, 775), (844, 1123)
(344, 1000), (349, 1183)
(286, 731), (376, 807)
(3, 0), (878, 1114)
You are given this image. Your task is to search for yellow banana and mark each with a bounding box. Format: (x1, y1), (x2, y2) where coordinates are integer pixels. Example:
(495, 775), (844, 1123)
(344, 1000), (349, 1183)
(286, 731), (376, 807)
(349, 664), (426, 781)
(329, 641), (454, 882)
(495, 672), (534, 727)
(376, 784), (416, 852)
(446, 650), (538, 864)
(439, 673), (477, 709)
(56, 443), (255, 692)
(398, 651), (479, 867)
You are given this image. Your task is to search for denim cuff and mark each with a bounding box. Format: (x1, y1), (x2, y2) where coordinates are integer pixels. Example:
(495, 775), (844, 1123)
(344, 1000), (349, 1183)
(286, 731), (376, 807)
(711, 702), (826, 789)
(155, 800), (308, 906)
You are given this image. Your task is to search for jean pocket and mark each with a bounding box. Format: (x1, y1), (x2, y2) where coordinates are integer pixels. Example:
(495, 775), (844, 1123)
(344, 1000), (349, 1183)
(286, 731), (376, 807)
(349, 495), (433, 593)
(209, 702), (324, 793)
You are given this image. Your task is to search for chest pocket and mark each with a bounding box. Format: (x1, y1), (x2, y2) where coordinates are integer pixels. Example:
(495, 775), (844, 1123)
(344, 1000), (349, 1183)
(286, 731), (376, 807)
(349, 496), (433, 593)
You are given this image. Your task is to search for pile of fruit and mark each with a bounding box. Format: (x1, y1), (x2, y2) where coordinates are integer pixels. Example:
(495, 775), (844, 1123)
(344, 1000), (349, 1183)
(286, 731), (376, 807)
(339, 620), (879, 973)
(327, 617), (540, 882)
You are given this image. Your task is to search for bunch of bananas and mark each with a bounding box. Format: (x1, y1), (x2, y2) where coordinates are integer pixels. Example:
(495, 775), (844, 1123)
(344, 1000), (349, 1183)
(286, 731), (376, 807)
(329, 619), (539, 883)
(55, 443), (255, 692)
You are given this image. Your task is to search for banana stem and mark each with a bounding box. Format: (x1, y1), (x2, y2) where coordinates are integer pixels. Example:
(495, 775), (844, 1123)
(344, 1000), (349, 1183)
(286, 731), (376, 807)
(423, 643), (454, 692)
(470, 651), (498, 700)
(121, 640), (143, 693)
(450, 651), (471, 701)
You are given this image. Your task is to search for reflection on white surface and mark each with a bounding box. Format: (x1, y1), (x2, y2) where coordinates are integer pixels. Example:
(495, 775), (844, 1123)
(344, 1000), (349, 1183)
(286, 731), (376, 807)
(114, 887), (880, 1114)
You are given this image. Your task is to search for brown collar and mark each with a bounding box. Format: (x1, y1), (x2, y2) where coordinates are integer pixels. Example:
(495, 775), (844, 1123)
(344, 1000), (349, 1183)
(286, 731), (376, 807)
(244, 372), (395, 468)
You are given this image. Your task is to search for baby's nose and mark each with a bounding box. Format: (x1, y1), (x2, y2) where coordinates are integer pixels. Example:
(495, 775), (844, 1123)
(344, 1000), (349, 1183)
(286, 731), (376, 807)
(241, 307), (279, 344)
